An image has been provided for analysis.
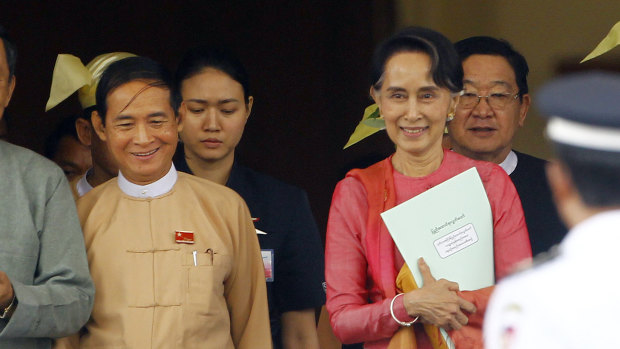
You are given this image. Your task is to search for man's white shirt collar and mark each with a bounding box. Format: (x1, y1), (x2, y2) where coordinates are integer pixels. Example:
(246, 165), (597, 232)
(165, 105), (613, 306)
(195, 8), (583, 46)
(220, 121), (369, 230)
(499, 150), (518, 175)
(76, 169), (94, 197)
(117, 163), (178, 198)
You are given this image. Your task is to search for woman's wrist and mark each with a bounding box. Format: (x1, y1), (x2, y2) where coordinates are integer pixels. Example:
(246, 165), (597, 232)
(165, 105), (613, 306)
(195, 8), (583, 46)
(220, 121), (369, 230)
(400, 290), (423, 318)
(390, 293), (419, 326)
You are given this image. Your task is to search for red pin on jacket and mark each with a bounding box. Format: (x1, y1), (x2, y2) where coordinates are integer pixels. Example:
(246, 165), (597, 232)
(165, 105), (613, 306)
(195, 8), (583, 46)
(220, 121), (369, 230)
(175, 230), (195, 244)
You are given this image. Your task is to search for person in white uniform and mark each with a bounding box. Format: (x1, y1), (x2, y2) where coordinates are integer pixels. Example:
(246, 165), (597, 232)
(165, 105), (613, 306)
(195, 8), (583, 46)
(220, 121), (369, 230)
(484, 71), (620, 349)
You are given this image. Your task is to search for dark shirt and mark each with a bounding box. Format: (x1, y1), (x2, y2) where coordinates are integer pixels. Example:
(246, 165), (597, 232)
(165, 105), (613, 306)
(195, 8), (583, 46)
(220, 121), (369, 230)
(174, 149), (326, 349)
(510, 151), (568, 256)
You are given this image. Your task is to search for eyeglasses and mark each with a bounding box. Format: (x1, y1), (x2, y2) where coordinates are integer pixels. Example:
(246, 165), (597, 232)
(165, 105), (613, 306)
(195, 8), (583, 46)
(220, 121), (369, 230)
(459, 92), (519, 110)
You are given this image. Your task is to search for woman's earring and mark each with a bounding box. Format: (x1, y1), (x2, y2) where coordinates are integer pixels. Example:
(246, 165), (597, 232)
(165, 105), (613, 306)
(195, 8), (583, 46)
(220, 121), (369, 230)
(447, 112), (455, 122)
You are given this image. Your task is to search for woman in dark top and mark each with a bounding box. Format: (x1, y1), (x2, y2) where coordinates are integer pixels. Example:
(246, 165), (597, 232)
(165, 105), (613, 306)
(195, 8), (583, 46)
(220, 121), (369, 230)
(173, 46), (325, 349)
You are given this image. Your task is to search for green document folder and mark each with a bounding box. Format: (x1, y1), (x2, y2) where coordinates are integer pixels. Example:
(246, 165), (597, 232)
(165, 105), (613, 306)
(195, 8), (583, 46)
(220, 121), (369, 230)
(380, 167), (494, 291)
(381, 167), (493, 348)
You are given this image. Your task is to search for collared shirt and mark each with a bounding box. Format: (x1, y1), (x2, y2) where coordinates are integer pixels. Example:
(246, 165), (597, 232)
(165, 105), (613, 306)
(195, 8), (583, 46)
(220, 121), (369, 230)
(485, 209), (620, 348)
(499, 150), (518, 175)
(57, 168), (271, 349)
(76, 169), (94, 197)
(117, 164), (177, 198)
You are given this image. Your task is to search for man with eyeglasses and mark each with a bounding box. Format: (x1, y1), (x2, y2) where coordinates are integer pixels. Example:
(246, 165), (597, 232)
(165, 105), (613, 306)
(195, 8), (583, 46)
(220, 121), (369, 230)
(447, 36), (566, 256)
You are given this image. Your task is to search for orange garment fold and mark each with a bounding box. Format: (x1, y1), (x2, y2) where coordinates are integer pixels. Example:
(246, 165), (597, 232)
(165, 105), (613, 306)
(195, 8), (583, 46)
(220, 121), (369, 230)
(388, 263), (494, 349)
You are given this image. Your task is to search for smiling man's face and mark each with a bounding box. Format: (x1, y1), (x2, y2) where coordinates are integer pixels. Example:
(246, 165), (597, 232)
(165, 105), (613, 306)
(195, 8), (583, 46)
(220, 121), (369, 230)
(448, 54), (530, 164)
(93, 80), (180, 185)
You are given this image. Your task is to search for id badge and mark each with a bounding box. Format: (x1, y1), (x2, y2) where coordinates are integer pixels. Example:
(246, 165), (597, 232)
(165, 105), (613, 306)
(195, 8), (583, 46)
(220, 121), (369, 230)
(261, 249), (274, 282)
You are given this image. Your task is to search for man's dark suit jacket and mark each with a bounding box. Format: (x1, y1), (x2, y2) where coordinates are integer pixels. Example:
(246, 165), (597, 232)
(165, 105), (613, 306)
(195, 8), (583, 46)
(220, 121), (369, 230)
(510, 151), (567, 256)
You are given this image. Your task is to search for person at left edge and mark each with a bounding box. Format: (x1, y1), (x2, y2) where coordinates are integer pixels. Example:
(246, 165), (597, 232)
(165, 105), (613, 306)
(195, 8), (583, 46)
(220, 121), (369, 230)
(0, 24), (94, 348)
(53, 56), (271, 349)
(173, 46), (325, 349)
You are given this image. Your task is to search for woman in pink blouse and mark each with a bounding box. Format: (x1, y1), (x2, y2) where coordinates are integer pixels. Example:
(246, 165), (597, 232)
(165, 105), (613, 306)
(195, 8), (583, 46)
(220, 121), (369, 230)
(325, 27), (532, 349)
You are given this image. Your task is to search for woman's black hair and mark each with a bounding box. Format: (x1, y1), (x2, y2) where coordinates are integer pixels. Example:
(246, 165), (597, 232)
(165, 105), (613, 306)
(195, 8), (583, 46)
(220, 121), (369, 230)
(371, 26), (463, 93)
(96, 56), (173, 125)
(174, 46), (251, 109)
